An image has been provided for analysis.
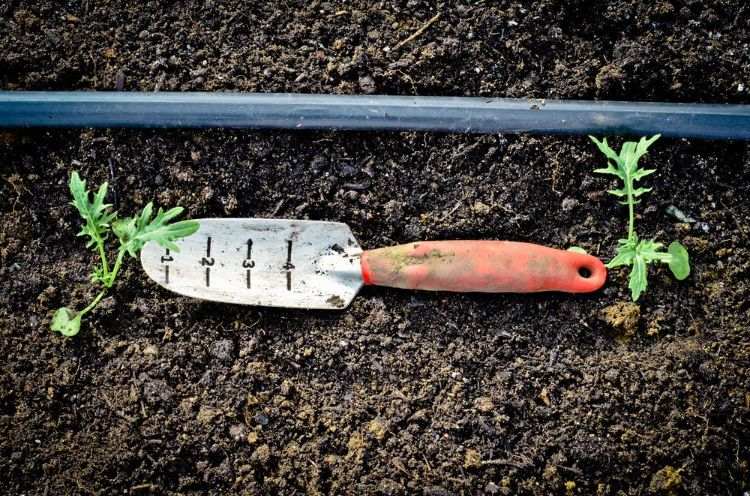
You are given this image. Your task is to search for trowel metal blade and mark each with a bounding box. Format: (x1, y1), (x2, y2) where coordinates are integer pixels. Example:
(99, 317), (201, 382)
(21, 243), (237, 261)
(140, 218), (363, 309)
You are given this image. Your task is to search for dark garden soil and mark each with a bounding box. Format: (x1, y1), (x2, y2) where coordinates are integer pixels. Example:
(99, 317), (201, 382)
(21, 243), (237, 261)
(1, 1), (749, 495)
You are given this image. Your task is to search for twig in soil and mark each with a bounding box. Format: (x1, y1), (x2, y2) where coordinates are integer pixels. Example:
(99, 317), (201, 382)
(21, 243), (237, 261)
(107, 157), (118, 207)
(439, 200), (464, 221)
(389, 13), (442, 52)
(482, 454), (533, 469)
(396, 70), (419, 95)
(481, 458), (528, 469)
(154, 73), (166, 92)
(271, 199), (285, 216)
(555, 464), (583, 476)
(422, 453), (433, 472)
(131, 483), (160, 492)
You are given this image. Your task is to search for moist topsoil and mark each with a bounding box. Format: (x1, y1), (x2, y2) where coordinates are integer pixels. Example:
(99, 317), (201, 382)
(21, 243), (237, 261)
(1, 1), (749, 495)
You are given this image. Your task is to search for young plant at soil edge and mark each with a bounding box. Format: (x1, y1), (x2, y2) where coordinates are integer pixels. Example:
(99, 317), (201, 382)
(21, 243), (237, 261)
(51, 172), (199, 336)
(589, 134), (690, 301)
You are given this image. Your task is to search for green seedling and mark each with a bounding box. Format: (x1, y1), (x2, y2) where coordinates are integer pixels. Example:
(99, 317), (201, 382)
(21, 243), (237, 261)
(51, 172), (199, 336)
(590, 134), (690, 301)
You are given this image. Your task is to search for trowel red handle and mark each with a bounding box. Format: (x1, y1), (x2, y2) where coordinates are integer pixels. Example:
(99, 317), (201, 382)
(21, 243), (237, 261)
(360, 241), (606, 293)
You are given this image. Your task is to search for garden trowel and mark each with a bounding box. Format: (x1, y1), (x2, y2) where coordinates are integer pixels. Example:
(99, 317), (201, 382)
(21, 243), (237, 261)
(140, 218), (607, 309)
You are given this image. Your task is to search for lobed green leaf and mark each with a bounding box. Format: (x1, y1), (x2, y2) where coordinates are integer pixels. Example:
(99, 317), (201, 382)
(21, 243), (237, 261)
(607, 188), (628, 197)
(606, 239), (637, 268)
(632, 187), (652, 198)
(68, 171), (117, 250)
(628, 255), (648, 301)
(115, 203), (199, 257)
(589, 136), (622, 165)
(632, 168), (656, 181)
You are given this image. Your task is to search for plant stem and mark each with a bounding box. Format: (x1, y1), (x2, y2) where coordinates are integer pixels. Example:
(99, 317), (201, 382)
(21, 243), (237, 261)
(625, 173), (635, 241)
(106, 248), (127, 288)
(92, 223), (110, 278)
(78, 288), (107, 318)
(627, 188), (635, 241)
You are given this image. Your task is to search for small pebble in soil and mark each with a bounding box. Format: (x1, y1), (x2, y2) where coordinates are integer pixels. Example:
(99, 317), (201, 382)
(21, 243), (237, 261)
(251, 444), (271, 466)
(279, 379), (294, 397)
(474, 396), (494, 412)
(485, 482), (501, 494)
(561, 198), (579, 211)
(464, 448), (482, 469)
(472, 201), (491, 215)
(197, 405), (221, 425)
(210, 339), (235, 362)
(142, 379), (174, 405)
(368, 418), (387, 440)
(604, 368), (620, 383)
(358, 75), (377, 94)
(253, 412), (269, 426)
(229, 424), (246, 441)
(143, 344), (159, 358)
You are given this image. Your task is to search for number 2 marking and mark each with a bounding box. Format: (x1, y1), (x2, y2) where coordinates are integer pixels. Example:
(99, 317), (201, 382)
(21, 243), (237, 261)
(201, 237), (215, 287)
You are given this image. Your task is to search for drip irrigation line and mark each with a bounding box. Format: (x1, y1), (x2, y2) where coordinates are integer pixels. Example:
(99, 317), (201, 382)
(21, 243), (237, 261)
(1, 91), (748, 139)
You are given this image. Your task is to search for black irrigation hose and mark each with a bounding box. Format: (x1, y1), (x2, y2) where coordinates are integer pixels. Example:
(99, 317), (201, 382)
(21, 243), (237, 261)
(1, 91), (749, 139)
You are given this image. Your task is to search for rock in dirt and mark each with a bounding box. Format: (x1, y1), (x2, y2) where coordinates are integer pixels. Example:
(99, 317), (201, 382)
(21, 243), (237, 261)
(600, 302), (640, 335)
(368, 418), (387, 440)
(229, 424), (246, 441)
(197, 405), (222, 425)
(472, 201), (491, 216)
(279, 379), (294, 397)
(358, 75), (377, 94)
(142, 379), (174, 405)
(595, 63), (625, 92)
(649, 465), (682, 493)
(346, 432), (366, 463)
(561, 198), (579, 211)
(424, 486), (451, 496)
(143, 344), (159, 358)
(474, 396), (494, 412)
(210, 339), (235, 362)
(377, 478), (403, 493)
(253, 412), (269, 426)
(464, 448), (482, 469)
(251, 444), (271, 466)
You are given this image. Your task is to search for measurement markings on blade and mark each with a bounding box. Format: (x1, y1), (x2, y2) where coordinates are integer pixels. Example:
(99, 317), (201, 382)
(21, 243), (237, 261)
(242, 238), (255, 289)
(161, 248), (174, 284)
(167, 233), (310, 293)
(282, 239), (295, 290)
(200, 236), (216, 287)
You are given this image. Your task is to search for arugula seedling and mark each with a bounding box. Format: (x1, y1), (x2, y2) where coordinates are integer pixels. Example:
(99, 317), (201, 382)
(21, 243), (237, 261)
(51, 172), (199, 336)
(590, 134), (690, 301)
